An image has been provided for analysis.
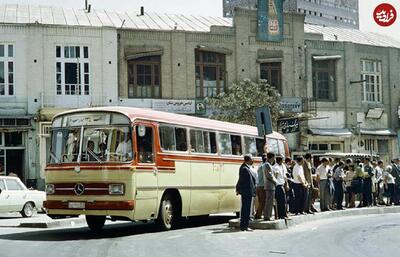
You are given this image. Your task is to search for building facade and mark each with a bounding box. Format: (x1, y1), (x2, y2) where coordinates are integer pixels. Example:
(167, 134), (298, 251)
(0, 4), (118, 188)
(223, 0), (359, 29)
(1, 3), (399, 189)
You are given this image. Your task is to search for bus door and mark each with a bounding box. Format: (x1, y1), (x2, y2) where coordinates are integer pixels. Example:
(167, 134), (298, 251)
(133, 123), (158, 220)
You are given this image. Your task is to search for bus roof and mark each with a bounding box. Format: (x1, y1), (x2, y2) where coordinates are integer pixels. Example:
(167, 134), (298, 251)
(54, 106), (286, 140)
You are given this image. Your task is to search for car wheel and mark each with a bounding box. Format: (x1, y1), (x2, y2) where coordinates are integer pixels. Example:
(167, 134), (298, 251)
(156, 194), (176, 231)
(86, 215), (106, 232)
(21, 202), (34, 218)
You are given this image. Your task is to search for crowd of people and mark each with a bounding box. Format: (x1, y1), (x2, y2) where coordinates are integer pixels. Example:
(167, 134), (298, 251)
(236, 153), (400, 231)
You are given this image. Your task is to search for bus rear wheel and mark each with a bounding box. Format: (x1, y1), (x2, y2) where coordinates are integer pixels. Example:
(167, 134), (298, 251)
(86, 215), (106, 232)
(157, 194), (176, 231)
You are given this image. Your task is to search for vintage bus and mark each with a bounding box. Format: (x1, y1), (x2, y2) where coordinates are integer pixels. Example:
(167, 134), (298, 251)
(44, 107), (288, 231)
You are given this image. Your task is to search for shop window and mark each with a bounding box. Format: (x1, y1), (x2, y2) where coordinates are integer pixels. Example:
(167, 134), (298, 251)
(378, 140), (388, 153)
(4, 132), (23, 146)
(128, 56), (161, 98)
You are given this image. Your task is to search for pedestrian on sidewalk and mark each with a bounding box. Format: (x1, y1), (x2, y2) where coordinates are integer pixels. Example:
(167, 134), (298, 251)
(285, 157), (295, 214)
(363, 158), (374, 207)
(390, 158), (400, 205)
(316, 158), (331, 212)
(383, 165), (396, 206)
(344, 163), (355, 208)
(292, 156), (307, 215)
(333, 161), (346, 210)
(255, 154), (267, 219)
(263, 153), (277, 221)
(273, 155), (288, 219)
(236, 154), (256, 231)
(375, 160), (385, 205)
(303, 153), (315, 214)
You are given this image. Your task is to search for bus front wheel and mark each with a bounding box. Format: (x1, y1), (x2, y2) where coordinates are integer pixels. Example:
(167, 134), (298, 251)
(86, 215), (106, 232)
(157, 194), (176, 230)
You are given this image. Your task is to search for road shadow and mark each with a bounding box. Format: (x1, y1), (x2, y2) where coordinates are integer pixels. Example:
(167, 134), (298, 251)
(0, 215), (233, 242)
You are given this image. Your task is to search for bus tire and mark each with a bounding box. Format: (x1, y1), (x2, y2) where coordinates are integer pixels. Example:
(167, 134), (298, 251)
(86, 215), (106, 232)
(157, 193), (178, 231)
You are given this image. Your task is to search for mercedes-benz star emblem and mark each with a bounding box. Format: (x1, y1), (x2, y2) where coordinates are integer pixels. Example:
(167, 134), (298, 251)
(74, 183), (85, 195)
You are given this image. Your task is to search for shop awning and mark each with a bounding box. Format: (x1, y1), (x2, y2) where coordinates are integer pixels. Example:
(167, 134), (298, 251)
(308, 128), (352, 137)
(359, 128), (397, 136)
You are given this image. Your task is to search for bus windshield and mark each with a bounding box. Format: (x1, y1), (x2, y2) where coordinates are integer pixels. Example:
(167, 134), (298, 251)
(49, 126), (133, 164)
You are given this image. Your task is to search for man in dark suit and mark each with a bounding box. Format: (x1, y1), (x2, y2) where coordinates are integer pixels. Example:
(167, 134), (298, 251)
(391, 158), (400, 205)
(236, 154), (256, 231)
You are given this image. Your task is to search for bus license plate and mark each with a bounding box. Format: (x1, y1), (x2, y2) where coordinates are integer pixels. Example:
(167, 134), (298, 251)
(68, 202), (85, 209)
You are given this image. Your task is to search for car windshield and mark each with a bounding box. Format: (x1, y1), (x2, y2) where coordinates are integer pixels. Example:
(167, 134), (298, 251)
(49, 126), (133, 163)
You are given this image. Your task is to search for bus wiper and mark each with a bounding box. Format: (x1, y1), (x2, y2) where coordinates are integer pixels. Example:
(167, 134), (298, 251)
(50, 151), (61, 164)
(87, 148), (104, 164)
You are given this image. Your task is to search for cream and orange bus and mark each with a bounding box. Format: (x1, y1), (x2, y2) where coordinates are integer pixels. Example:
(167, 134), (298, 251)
(44, 107), (288, 231)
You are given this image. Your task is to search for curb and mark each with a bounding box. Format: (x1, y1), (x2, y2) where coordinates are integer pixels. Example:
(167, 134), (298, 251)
(228, 206), (400, 230)
(19, 217), (86, 228)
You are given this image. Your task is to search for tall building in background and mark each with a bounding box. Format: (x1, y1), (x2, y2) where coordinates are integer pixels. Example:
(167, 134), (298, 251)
(223, 0), (359, 29)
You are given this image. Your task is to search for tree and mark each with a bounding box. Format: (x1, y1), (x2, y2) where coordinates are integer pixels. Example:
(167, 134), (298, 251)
(206, 79), (281, 126)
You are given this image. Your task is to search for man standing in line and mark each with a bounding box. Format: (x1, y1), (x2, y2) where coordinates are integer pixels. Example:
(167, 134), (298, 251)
(333, 161), (346, 210)
(303, 153), (314, 214)
(316, 158), (331, 212)
(363, 158), (374, 207)
(375, 160), (384, 205)
(255, 154), (267, 219)
(292, 156), (307, 215)
(273, 155), (288, 219)
(390, 158), (400, 205)
(236, 154), (256, 231)
(263, 152), (277, 221)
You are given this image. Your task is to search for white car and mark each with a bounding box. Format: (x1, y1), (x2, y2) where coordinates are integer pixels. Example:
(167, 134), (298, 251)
(0, 176), (46, 217)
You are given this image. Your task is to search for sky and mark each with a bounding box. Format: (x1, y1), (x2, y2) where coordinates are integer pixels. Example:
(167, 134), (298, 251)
(1, 0), (400, 40)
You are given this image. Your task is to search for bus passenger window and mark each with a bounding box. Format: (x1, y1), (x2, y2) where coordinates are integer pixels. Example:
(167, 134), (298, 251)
(159, 126), (175, 151)
(244, 137), (257, 157)
(175, 128), (187, 151)
(190, 130), (216, 154)
(115, 131), (133, 162)
(231, 135), (242, 156)
(267, 138), (279, 155)
(278, 140), (286, 157)
(209, 132), (217, 154)
(219, 133), (232, 155)
(256, 138), (265, 156)
(136, 126), (154, 163)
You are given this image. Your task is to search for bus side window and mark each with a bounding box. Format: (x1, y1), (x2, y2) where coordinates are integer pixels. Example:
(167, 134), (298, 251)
(278, 139), (285, 157)
(255, 138), (265, 156)
(230, 135), (242, 156)
(244, 136), (257, 157)
(209, 132), (217, 154)
(219, 133), (232, 155)
(136, 125), (154, 163)
(175, 127), (188, 151)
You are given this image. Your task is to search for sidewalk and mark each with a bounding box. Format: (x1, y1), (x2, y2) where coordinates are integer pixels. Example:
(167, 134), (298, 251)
(0, 213), (86, 228)
(229, 205), (400, 230)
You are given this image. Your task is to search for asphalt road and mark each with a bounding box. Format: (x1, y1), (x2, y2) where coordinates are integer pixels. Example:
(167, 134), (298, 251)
(0, 213), (399, 257)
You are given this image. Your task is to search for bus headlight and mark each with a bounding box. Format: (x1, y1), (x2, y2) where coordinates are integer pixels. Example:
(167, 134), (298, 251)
(46, 184), (55, 195)
(109, 184), (124, 195)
